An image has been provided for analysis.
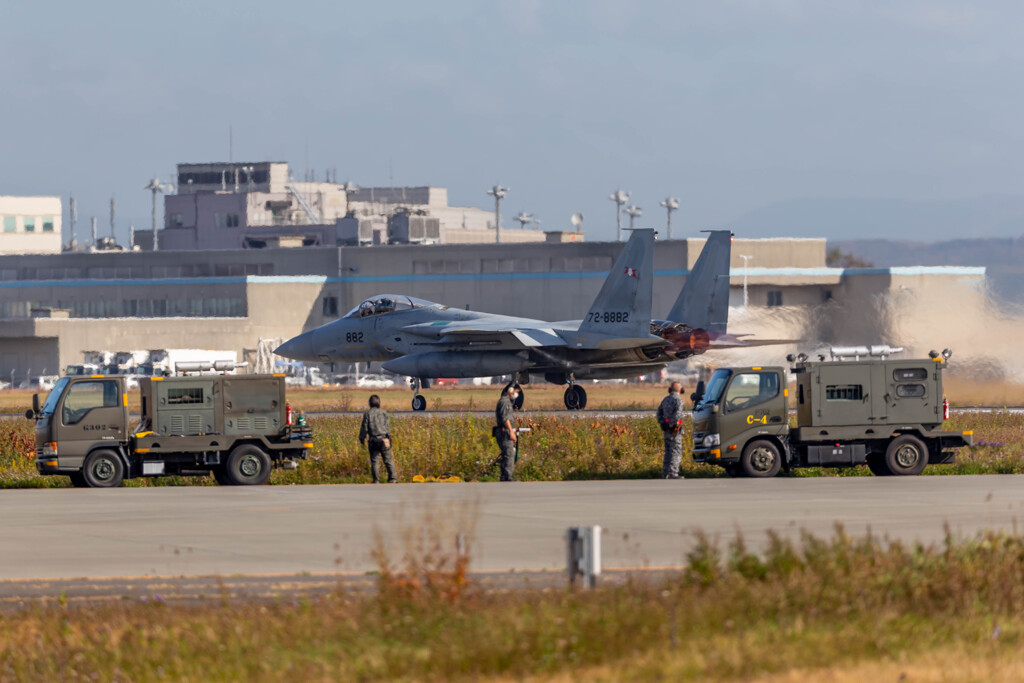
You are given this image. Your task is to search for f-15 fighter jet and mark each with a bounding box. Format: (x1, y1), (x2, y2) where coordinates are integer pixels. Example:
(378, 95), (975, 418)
(277, 229), (759, 410)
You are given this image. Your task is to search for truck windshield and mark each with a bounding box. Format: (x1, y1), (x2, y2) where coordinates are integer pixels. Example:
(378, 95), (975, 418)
(701, 369), (731, 407)
(39, 377), (69, 415)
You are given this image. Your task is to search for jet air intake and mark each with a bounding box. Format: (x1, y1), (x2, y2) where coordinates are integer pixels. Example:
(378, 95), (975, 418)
(382, 351), (531, 378)
(651, 321), (710, 357)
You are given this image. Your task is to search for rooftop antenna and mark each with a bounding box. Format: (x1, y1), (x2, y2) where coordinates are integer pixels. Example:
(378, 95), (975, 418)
(144, 178), (173, 251)
(571, 212), (583, 232)
(229, 125), (233, 163)
(91, 216), (97, 246)
(659, 196), (679, 239)
(486, 184), (508, 243)
(608, 189), (629, 241)
(129, 224), (135, 249)
(109, 195), (116, 239)
(624, 204), (642, 230)
(738, 254), (753, 308)
(514, 211), (533, 230)
(68, 195), (77, 246)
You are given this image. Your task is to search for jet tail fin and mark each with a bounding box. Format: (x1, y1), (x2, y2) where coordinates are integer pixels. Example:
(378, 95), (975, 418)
(667, 230), (732, 332)
(578, 228), (655, 337)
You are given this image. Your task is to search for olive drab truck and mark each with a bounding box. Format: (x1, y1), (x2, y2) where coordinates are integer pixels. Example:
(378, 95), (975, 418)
(691, 346), (973, 478)
(27, 373), (313, 488)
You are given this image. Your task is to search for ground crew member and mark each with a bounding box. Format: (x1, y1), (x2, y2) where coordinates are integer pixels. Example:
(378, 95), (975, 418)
(494, 384), (519, 482)
(657, 382), (687, 479)
(359, 394), (397, 483)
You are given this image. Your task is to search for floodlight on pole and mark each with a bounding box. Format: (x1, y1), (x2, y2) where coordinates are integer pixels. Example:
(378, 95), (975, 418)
(514, 212), (533, 230)
(738, 254), (753, 308)
(608, 189), (629, 241)
(659, 196), (679, 239)
(624, 204), (642, 231)
(486, 184), (508, 243)
(144, 178), (174, 251)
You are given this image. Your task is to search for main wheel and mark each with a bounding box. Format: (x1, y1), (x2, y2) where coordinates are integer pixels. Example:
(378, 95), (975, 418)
(82, 450), (125, 488)
(68, 472), (89, 488)
(411, 395), (427, 411)
(224, 445), (272, 486)
(884, 435), (928, 476)
(563, 384), (588, 410)
(740, 440), (782, 478)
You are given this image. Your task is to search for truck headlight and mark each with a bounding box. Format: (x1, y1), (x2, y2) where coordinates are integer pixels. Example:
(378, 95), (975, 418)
(702, 433), (720, 448)
(42, 442), (58, 456)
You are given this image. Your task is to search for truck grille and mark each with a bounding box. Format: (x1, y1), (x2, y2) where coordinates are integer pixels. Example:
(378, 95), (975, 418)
(36, 447), (44, 459)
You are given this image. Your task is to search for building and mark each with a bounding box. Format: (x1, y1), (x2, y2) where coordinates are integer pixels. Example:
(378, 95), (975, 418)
(146, 162), (550, 250)
(0, 196), (62, 255)
(0, 236), (993, 383)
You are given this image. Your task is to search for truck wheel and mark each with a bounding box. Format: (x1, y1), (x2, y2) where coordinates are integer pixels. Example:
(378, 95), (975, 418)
(225, 445), (272, 486)
(82, 450), (125, 488)
(866, 454), (890, 477)
(884, 435), (928, 476)
(740, 440), (782, 478)
(68, 472), (89, 488)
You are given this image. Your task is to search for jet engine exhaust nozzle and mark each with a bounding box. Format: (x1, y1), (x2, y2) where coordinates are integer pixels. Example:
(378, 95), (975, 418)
(652, 321), (711, 357)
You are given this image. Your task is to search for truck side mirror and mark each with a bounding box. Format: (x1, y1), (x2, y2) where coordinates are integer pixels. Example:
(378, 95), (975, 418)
(25, 408), (35, 421)
(691, 380), (705, 405)
(32, 393), (40, 414)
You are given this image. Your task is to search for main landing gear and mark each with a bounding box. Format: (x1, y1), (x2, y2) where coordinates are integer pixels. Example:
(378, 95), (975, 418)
(411, 377), (427, 411)
(563, 383), (587, 410)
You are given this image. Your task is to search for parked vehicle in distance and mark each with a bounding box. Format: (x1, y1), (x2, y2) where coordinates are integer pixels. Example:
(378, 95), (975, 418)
(433, 378), (459, 387)
(356, 374), (395, 388)
(18, 376), (60, 391)
(27, 373), (312, 488)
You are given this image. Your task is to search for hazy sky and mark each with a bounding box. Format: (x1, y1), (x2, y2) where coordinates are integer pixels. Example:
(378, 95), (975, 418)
(2, 0), (1023, 244)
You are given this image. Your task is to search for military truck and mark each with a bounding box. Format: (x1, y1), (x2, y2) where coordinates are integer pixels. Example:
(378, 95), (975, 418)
(26, 373), (312, 488)
(691, 346), (973, 477)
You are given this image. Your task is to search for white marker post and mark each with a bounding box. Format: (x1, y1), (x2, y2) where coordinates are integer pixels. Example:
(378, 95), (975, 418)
(566, 525), (602, 589)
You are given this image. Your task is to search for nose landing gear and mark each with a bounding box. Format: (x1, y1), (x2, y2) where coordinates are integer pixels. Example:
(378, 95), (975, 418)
(410, 377), (427, 411)
(563, 383), (587, 410)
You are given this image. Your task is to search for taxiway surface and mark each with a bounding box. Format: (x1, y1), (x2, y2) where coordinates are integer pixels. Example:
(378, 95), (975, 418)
(2, 476), (1023, 580)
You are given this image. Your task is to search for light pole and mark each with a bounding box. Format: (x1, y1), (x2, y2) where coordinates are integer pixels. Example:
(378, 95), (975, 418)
(659, 196), (679, 239)
(608, 189), (629, 241)
(738, 254), (753, 308)
(144, 178), (174, 251)
(624, 205), (642, 231)
(486, 185), (508, 243)
(514, 212), (533, 230)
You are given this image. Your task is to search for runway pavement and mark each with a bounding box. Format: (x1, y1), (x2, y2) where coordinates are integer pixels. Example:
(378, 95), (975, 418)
(2, 476), (1024, 585)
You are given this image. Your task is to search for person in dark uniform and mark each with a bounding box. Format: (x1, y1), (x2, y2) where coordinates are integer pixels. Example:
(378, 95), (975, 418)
(359, 394), (397, 483)
(657, 382), (687, 479)
(494, 384), (519, 482)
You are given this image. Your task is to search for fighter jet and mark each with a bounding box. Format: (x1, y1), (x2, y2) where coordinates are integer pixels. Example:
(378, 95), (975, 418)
(277, 229), (744, 411)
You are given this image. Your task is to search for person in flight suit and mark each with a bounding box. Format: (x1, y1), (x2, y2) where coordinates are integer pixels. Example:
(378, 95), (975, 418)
(359, 394), (397, 483)
(657, 382), (687, 479)
(494, 384), (519, 482)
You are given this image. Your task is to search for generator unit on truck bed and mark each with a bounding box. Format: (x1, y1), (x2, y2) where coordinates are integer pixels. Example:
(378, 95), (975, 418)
(691, 346), (973, 478)
(27, 373), (312, 488)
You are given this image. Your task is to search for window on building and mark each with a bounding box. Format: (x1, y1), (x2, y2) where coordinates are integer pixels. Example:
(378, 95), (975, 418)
(323, 296), (339, 317)
(215, 212), (240, 228)
(23, 218), (34, 233)
(2, 217), (14, 233)
(767, 290), (783, 307)
(42, 218), (54, 232)
(169, 213), (184, 228)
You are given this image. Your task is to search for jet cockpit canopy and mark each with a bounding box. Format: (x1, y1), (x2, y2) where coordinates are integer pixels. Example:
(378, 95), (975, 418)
(344, 295), (438, 319)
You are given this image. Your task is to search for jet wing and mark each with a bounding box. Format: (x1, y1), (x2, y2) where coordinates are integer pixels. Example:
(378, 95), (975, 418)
(401, 321), (568, 348)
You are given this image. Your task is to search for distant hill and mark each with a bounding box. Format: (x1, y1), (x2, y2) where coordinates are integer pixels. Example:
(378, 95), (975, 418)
(725, 196), (1024, 241)
(830, 236), (1024, 305)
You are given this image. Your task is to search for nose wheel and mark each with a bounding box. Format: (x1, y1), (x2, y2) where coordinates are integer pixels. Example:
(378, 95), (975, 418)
(563, 384), (588, 410)
(410, 377), (427, 411)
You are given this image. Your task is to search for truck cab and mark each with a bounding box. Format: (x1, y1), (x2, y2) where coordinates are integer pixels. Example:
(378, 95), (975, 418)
(692, 367), (789, 476)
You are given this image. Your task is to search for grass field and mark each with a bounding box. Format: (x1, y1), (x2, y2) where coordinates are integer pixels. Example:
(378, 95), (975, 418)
(1, 410), (1021, 488)
(3, 375), (1023, 416)
(4, 525), (1024, 681)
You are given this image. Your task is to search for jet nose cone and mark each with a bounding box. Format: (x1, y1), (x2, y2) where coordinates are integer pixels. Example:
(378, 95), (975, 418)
(275, 330), (317, 361)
